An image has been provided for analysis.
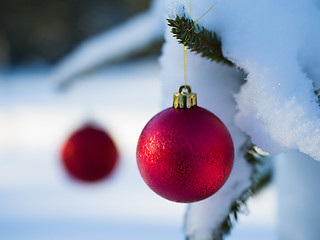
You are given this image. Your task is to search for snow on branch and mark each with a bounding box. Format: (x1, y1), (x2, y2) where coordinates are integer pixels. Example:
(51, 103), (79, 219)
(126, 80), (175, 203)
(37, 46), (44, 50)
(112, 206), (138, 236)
(168, 3), (320, 161)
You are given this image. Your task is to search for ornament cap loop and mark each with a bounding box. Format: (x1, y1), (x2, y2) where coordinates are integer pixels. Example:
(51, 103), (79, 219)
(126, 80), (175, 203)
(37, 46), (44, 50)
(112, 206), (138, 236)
(173, 85), (197, 109)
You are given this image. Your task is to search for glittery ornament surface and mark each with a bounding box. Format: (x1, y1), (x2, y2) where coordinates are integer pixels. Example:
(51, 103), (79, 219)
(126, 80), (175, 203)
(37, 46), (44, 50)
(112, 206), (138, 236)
(136, 106), (234, 203)
(61, 124), (118, 182)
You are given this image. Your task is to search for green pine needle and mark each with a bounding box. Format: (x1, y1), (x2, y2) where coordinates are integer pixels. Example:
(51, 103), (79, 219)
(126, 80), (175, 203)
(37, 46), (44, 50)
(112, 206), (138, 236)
(212, 145), (272, 239)
(167, 15), (233, 66)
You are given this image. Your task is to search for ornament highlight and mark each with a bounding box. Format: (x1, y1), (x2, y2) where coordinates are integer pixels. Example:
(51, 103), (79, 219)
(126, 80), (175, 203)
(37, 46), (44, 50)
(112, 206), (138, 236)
(61, 123), (118, 182)
(136, 86), (234, 203)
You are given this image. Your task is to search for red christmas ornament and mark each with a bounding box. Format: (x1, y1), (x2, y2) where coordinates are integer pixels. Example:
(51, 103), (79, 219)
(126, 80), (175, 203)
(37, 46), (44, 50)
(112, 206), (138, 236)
(137, 86), (234, 203)
(61, 123), (118, 182)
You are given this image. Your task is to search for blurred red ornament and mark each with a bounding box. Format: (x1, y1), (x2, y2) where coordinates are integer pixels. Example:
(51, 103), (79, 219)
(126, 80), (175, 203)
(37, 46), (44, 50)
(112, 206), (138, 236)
(136, 86), (234, 203)
(61, 123), (118, 182)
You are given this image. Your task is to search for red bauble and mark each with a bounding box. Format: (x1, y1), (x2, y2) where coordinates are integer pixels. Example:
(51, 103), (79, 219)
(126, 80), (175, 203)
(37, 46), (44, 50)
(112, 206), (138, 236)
(61, 124), (118, 182)
(137, 106), (234, 203)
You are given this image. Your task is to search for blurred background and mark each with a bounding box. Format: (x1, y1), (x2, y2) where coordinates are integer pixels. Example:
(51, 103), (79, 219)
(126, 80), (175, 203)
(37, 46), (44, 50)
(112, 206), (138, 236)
(0, 1), (276, 239)
(0, 0), (155, 66)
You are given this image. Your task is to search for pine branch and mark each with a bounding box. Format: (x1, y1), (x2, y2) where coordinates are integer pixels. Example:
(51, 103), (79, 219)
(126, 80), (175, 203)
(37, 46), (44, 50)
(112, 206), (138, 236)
(210, 145), (273, 239)
(170, 14), (272, 240)
(246, 147), (273, 195)
(167, 15), (233, 66)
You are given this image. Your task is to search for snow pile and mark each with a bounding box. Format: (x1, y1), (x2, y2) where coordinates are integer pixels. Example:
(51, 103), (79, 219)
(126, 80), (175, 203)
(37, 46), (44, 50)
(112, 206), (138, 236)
(160, 28), (252, 239)
(173, 0), (320, 160)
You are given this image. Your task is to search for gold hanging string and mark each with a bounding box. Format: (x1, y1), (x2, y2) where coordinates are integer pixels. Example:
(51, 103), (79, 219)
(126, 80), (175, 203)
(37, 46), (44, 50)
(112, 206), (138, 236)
(183, 2), (218, 89)
(184, 45), (187, 88)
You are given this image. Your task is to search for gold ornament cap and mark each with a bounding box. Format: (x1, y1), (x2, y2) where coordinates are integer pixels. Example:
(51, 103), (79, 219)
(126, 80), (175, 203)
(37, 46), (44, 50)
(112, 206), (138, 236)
(173, 85), (197, 109)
